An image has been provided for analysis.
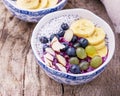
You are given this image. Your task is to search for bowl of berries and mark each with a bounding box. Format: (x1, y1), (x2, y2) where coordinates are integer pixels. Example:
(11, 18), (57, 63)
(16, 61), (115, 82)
(2, 0), (67, 22)
(31, 8), (115, 85)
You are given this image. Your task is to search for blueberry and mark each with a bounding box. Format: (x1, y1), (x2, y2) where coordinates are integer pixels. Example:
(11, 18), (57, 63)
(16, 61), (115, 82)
(39, 36), (48, 44)
(66, 47), (76, 57)
(70, 64), (81, 74)
(71, 35), (78, 43)
(78, 38), (88, 48)
(60, 42), (69, 52)
(43, 44), (49, 52)
(61, 23), (69, 30)
(79, 61), (89, 71)
(58, 29), (65, 37)
(50, 34), (60, 41)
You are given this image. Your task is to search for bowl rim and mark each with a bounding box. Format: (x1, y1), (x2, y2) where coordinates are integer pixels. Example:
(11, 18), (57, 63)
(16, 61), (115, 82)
(4, 0), (67, 12)
(31, 8), (115, 77)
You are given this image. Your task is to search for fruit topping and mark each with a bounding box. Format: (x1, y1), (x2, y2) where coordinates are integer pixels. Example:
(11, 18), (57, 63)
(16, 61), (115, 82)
(37, 0), (48, 9)
(60, 42), (69, 52)
(56, 54), (66, 66)
(79, 61), (89, 70)
(39, 36), (48, 44)
(58, 29), (65, 37)
(90, 55), (102, 68)
(78, 38), (88, 48)
(50, 34), (56, 41)
(51, 39), (65, 52)
(93, 40), (105, 50)
(50, 34), (59, 41)
(70, 64), (81, 74)
(17, 0), (59, 10)
(40, 19), (108, 74)
(47, 0), (58, 8)
(97, 46), (108, 57)
(66, 47), (76, 57)
(76, 47), (87, 59)
(64, 29), (73, 42)
(50, 36), (58, 44)
(44, 53), (54, 61)
(86, 27), (105, 45)
(71, 35), (78, 43)
(44, 57), (53, 67)
(43, 44), (49, 51)
(69, 57), (79, 65)
(61, 23), (69, 30)
(70, 19), (95, 37)
(56, 63), (67, 72)
(16, 0), (40, 9)
(45, 47), (55, 56)
(85, 45), (97, 58)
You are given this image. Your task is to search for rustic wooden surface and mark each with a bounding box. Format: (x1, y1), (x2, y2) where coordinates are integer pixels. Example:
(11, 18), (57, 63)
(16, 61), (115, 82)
(0, 0), (120, 96)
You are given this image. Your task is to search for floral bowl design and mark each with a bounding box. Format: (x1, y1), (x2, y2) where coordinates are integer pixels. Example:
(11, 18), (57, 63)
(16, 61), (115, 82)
(2, 0), (67, 22)
(31, 8), (115, 85)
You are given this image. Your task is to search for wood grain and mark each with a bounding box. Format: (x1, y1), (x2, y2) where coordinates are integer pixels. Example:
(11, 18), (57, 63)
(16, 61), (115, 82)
(0, 0), (120, 96)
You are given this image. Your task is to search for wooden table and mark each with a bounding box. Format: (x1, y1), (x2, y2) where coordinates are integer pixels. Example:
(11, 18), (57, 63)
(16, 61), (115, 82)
(0, 0), (120, 96)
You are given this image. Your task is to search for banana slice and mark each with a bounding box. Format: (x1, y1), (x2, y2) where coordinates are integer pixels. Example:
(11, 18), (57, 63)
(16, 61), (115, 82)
(97, 46), (108, 57)
(87, 27), (105, 45)
(70, 19), (95, 38)
(47, 0), (58, 8)
(16, 0), (39, 9)
(93, 40), (106, 50)
(36, 0), (48, 9)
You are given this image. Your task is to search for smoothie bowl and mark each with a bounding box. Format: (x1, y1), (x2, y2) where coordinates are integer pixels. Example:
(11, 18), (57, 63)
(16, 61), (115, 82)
(2, 0), (67, 22)
(31, 9), (115, 85)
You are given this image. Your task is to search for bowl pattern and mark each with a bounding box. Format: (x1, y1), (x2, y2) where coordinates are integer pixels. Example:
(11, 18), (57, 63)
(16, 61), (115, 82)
(31, 9), (115, 85)
(2, 0), (67, 22)
(37, 60), (106, 85)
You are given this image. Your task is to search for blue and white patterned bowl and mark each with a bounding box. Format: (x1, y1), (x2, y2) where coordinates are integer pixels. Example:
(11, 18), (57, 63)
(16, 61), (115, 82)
(31, 9), (115, 85)
(2, 0), (67, 22)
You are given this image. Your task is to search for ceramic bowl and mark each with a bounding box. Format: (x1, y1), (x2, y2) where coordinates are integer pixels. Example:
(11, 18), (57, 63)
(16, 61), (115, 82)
(31, 8), (115, 85)
(2, 0), (67, 22)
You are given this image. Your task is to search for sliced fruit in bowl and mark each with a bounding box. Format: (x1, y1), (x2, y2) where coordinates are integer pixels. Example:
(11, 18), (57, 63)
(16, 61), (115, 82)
(47, 0), (59, 8)
(31, 9), (115, 85)
(37, 18), (110, 75)
(86, 27), (105, 45)
(70, 19), (95, 38)
(2, 0), (67, 22)
(64, 29), (73, 42)
(16, 0), (40, 9)
(97, 46), (108, 57)
(16, 0), (59, 10)
(93, 40), (106, 50)
(51, 37), (65, 52)
(56, 54), (66, 66)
